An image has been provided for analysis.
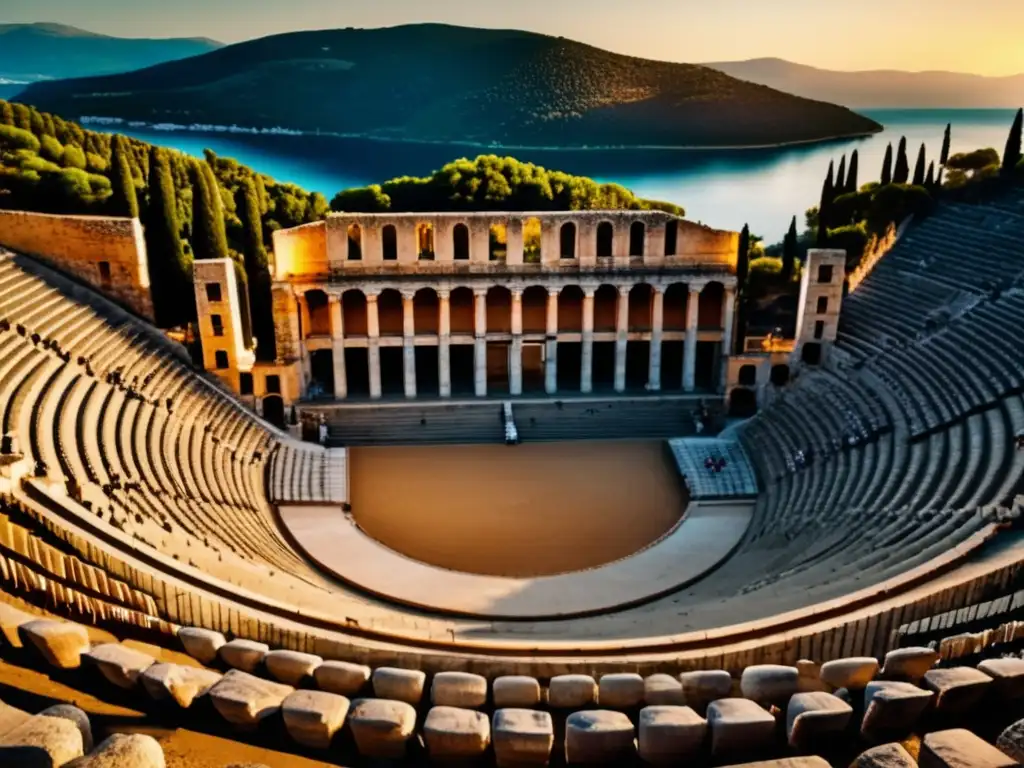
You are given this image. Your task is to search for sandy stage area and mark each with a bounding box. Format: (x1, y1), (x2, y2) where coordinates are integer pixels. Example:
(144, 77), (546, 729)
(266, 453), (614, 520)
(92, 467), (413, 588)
(349, 440), (686, 577)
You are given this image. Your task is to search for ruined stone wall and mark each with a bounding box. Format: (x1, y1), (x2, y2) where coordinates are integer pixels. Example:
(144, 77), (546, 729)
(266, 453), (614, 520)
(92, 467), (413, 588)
(0, 210), (153, 320)
(272, 220), (328, 280)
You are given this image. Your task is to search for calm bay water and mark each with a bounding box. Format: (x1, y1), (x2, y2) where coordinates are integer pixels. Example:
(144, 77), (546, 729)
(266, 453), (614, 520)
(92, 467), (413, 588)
(103, 109), (1017, 242)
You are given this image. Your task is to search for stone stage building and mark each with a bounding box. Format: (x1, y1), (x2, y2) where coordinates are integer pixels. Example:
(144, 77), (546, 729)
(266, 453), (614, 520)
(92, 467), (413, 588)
(227, 211), (741, 420)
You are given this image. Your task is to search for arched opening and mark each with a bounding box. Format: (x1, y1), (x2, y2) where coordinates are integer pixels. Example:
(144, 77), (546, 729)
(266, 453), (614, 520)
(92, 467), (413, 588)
(698, 281), (724, 329)
(341, 289), (367, 337)
(523, 218), (542, 264)
(453, 223), (470, 261)
(309, 349), (335, 397)
(662, 283), (687, 331)
(801, 343), (822, 366)
(377, 289), (403, 336)
(558, 285), (584, 392)
(382, 224), (398, 261)
(593, 284), (619, 333)
(417, 223), (435, 260)
(663, 220), (678, 257)
(596, 221), (614, 258)
(304, 289), (330, 337)
(522, 286), (548, 335)
(489, 223), (506, 262)
(450, 287), (475, 334)
(628, 283), (653, 332)
(486, 286), (512, 393)
(729, 388), (758, 418)
(560, 222), (577, 259)
(262, 395), (285, 428)
(659, 283), (686, 391)
(558, 285), (584, 332)
(411, 291), (440, 395)
(629, 221), (645, 258)
(738, 364), (757, 387)
(347, 224), (362, 261)
(486, 286), (512, 334)
(770, 364), (790, 387)
(413, 288), (439, 335)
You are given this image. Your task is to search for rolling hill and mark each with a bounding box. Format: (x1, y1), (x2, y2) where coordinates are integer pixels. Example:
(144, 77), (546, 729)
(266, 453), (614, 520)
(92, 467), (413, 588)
(17, 24), (881, 149)
(0, 22), (221, 84)
(705, 58), (1024, 109)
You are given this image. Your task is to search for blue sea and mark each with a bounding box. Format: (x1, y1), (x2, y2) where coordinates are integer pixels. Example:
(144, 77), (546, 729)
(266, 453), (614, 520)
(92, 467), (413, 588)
(97, 109), (1018, 242)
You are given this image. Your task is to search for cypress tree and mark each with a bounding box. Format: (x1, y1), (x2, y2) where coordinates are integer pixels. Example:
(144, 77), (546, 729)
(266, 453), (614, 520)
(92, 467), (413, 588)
(1002, 107), (1023, 176)
(202, 162), (229, 259)
(736, 224), (750, 288)
(145, 147), (191, 326)
(109, 135), (139, 218)
(893, 136), (910, 184)
(836, 155), (847, 194)
(940, 123), (951, 166)
(817, 161), (834, 247)
(912, 143), (927, 186)
(782, 215), (798, 281)
(881, 143), (893, 185)
(845, 149), (859, 193)
(190, 161), (229, 261)
(238, 177), (276, 358)
(925, 161), (936, 189)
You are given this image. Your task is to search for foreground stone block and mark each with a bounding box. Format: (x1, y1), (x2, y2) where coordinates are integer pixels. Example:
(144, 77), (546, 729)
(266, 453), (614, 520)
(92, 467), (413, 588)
(431, 671), (488, 708)
(920, 728), (1016, 768)
(176, 627), (225, 665)
(819, 657), (879, 690)
(881, 647), (938, 681)
(217, 639), (269, 673)
(679, 669), (733, 712)
(493, 709), (553, 768)
(348, 698), (417, 759)
(424, 706), (491, 761)
(84, 643), (155, 689)
(979, 657), (1024, 700)
(644, 674), (684, 705)
(786, 691), (852, 749)
(721, 760), (830, 768)
(598, 673), (644, 709)
(38, 704), (93, 753)
(922, 667), (991, 713)
(996, 718), (1024, 763)
(564, 710), (635, 764)
(549, 674), (598, 710)
(372, 667), (426, 705)
(493, 676), (541, 708)
(796, 660), (827, 693)
(0, 713), (85, 766)
(740, 664), (799, 705)
(861, 681), (933, 737)
(140, 663), (222, 709)
(0, 603), (33, 648)
(19, 619), (90, 669)
(853, 743), (917, 768)
(281, 690), (349, 750)
(69, 733), (165, 768)
(264, 650), (322, 686)
(208, 669), (293, 730)
(706, 698), (775, 759)
(638, 705), (706, 766)
(313, 660), (371, 696)
(0, 699), (30, 739)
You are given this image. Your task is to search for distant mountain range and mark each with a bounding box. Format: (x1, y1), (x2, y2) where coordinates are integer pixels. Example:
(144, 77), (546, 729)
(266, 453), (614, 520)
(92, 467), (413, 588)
(17, 24), (881, 150)
(704, 58), (1024, 109)
(0, 22), (221, 86)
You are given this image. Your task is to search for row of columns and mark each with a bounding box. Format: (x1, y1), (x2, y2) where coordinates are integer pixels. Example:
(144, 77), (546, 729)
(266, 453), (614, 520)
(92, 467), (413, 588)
(310, 285), (736, 400)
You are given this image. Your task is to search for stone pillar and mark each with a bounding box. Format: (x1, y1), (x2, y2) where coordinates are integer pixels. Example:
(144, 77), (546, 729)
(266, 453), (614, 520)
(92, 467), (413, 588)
(510, 288), (523, 396)
(297, 294), (311, 340)
(367, 292), (382, 399)
(581, 287), (595, 394)
(614, 285), (629, 393)
(722, 285), (737, 356)
(683, 284), (701, 392)
(545, 287), (558, 394)
(648, 287), (664, 392)
(329, 294), (347, 399)
(474, 288), (487, 397)
(402, 290), (416, 398)
(505, 219), (524, 266)
(438, 289), (452, 398)
(296, 292), (311, 390)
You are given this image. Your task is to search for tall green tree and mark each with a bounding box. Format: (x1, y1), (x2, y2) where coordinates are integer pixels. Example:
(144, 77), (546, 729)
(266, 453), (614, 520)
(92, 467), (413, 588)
(737, 223), (750, 288)
(782, 215), (798, 281)
(893, 136), (910, 184)
(190, 161), (228, 261)
(109, 135), (139, 218)
(836, 155), (847, 193)
(880, 143), (893, 185)
(817, 160), (834, 246)
(0, 101), (13, 126)
(238, 176), (276, 359)
(1002, 108), (1023, 176)
(912, 143), (927, 186)
(144, 146), (191, 326)
(925, 161), (936, 189)
(845, 149), (859, 194)
(940, 123), (951, 166)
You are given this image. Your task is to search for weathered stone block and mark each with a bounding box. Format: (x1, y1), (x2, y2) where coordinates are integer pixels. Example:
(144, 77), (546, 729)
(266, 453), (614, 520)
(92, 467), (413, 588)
(979, 658), (1024, 700)
(718, 760), (830, 768)
(861, 681), (933, 737)
(853, 743), (917, 768)
(281, 690), (349, 750)
(372, 667), (425, 705)
(597, 673), (644, 709)
(0, 699), (30, 739)
(564, 710), (635, 764)
(68, 733), (165, 768)
(217, 639), (268, 673)
(819, 657), (879, 690)
(140, 663), (222, 709)
(920, 728), (1016, 768)
(638, 705), (706, 766)
(881, 647), (938, 681)
(786, 691), (852, 749)
(348, 698), (417, 759)
(0, 713), (85, 767)
(84, 643), (155, 689)
(706, 698), (775, 759)
(313, 660), (370, 696)
(264, 650), (322, 686)
(643, 674), (684, 705)
(423, 706), (491, 761)
(0, 603), (33, 648)
(493, 676), (541, 708)
(208, 669), (293, 730)
(740, 664), (799, 705)
(176, 627), (225, 665)
(38, 704), (93, 752)
(549, 674), (597, 709)
(19, 619), (90, 669)
(431, 671), (488, 709)
(996, 718), (1024, 763)
(679, 669), (733, 712)
(922, 667), (991, 713)
(492, 709), (553, 768)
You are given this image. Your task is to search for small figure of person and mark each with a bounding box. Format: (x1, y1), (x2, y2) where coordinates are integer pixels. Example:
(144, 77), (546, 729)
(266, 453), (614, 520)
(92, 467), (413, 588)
(318, 415), (328, 446)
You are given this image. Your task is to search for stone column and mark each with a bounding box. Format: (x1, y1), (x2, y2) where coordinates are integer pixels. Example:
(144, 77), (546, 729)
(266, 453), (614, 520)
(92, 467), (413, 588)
(581, 287), (595, 394)
(438, 289), (452, 398)
(648, 287), (664, 392)
(474, 288), (487, 397)
(296, 292), (311, 390)
(367, 292), (382, 399)
(297, 294), (311, 340)
(683, 284), (701, 392)
(402, 290), (416, 399)
(720, 285), (738, 394)
(545, 287), (559, 394)
(614, 285), (629, 393)
(329, 294), (347, 399)
(510, 288), (523, 396)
